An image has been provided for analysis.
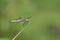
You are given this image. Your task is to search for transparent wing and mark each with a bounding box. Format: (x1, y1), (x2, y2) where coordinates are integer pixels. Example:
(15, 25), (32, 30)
(26, 16), (32, 19)
(15, 18), (21, 20)
(18, 17), (22, 19)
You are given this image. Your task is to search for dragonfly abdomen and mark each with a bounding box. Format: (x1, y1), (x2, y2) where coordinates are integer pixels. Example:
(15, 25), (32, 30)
(11, 20), (21, 22)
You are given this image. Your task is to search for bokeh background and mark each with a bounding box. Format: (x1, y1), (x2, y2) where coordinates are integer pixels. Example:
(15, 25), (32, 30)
(0, 0), (60, 40)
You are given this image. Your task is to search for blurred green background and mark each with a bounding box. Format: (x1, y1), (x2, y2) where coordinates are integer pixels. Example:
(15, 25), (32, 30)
(0, 0), (60, 40)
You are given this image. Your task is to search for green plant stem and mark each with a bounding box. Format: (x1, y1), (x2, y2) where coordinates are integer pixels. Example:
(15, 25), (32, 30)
(12, 26), (28, 40)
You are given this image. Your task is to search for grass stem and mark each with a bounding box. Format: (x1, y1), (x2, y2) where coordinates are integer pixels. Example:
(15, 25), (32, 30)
(12, 26), (28, 40)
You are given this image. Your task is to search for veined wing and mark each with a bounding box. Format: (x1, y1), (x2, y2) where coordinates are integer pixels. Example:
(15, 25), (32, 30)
(26, 16), (32, 19)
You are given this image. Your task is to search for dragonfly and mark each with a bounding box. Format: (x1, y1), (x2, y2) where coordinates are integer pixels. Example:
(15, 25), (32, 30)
(11, 16), (32, 26)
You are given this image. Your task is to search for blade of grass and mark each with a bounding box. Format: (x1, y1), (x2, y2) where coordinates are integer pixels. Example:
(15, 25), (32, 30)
(12, 25), (28, 40)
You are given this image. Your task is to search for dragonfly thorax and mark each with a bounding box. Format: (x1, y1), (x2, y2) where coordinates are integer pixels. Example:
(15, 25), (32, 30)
(20, 18), (28, 22)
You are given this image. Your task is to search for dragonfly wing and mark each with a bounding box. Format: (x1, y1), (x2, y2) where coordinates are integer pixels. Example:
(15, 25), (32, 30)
(18, 17), (22, 19)
(26, 16), (32, 19)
